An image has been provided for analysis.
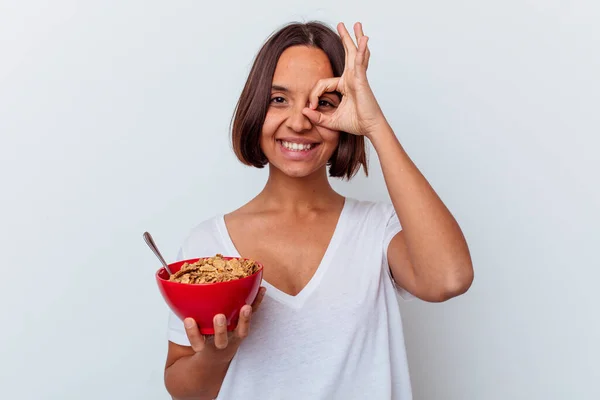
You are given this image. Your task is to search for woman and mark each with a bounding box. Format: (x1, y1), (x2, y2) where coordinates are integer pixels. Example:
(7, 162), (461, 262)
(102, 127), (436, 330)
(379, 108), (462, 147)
(163, 21), (473, 399)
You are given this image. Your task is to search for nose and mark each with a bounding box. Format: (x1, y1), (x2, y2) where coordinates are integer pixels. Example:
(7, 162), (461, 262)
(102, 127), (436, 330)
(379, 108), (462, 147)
(285, 104), (312, 133)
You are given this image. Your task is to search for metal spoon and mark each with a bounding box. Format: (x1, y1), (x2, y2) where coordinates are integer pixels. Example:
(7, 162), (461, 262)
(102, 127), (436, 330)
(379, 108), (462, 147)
(143, 231), (173, 276)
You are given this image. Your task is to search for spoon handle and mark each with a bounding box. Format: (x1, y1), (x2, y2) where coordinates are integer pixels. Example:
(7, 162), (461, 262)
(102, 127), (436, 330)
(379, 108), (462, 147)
(143, 231), (173, 276)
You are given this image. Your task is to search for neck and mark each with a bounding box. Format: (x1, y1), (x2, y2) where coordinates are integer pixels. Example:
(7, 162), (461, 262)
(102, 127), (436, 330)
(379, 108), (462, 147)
(256, 165), (343, 211)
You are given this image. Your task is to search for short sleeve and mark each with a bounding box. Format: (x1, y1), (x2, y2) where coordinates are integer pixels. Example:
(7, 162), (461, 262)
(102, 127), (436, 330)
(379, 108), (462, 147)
(168, 309), (191, 346)
(382, 205), (415, 301)
(166, 247), (192, 346)
(383, 206), (402, 251)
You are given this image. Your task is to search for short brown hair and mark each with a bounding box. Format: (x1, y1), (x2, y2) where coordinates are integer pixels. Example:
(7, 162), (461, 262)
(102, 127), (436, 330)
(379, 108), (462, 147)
(230, 21), (368, 180)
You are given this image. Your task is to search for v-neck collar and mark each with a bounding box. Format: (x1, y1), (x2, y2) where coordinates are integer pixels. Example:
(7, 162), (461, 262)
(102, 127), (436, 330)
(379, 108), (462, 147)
(215, 197), (352, 309)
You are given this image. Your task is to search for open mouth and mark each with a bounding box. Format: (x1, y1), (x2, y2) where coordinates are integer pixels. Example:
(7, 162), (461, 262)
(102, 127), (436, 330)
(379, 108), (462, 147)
(277, 139), (320, 152)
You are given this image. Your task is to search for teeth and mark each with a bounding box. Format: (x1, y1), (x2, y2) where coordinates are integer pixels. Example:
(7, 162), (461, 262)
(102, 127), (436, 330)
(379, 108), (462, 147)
(281, 140), (314, 151)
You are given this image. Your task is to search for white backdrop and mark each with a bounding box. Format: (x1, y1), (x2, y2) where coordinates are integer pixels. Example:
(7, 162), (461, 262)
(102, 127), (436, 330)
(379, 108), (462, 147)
(1, 1), (598, 399)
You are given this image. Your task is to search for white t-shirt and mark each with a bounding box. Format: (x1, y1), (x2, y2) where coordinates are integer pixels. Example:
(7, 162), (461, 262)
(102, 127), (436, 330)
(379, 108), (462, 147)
(167, 197), (414, 399)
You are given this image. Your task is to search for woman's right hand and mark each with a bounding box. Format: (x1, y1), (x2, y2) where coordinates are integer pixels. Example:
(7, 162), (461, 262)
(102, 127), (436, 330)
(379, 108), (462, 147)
(182, 286), (267, 362)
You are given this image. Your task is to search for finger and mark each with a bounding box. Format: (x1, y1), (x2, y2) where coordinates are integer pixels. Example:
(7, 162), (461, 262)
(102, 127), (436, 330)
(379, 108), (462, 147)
(183, 318), (206, 353)
(302, 107), (335, 130)
(309, 78), (340, 109)
(251, 286), (267, 312)
(355, 36), (369, 71)
(212, 314), (229, 350)
(337, 22), (357, 67)
(337, 22), (357, 51)
(235, 305), (252, 339)
(353, 22), (370, 69)
(353, 22), (364, 42)
(337, 22), (350, 68)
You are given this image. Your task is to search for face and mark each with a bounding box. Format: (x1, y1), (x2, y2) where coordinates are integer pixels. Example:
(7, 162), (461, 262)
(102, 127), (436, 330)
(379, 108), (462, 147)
(260, 45), (341, 179)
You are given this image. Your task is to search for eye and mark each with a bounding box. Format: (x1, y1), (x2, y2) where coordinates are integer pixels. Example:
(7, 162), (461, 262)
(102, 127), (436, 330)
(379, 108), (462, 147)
(318, 99), (336, 108)
(270, 96), (286, 104)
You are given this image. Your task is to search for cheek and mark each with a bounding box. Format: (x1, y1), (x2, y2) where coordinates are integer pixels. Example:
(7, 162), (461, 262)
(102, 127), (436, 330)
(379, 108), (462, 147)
(261, 113), (281, 141)
(317, 127), (340, 149)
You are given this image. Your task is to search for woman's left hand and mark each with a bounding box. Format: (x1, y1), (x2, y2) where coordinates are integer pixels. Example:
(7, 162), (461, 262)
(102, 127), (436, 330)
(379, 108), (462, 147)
(302, 22), (387, 138)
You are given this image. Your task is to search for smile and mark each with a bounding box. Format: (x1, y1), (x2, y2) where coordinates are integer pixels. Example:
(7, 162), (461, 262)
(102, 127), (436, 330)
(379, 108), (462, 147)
(278, 140), (319, 152)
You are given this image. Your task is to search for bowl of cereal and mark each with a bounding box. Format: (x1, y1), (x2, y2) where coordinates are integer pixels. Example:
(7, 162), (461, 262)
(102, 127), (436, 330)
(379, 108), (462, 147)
(156, 254), (263, 335)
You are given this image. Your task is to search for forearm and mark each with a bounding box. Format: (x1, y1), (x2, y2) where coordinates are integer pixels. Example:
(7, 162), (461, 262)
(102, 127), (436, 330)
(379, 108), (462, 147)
(165, 353), (230, 400)
(368, 122), (473, 291)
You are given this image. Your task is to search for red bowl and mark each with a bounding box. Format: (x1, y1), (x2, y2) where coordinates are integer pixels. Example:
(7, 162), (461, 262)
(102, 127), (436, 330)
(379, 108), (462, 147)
(156, 257), (263, 335)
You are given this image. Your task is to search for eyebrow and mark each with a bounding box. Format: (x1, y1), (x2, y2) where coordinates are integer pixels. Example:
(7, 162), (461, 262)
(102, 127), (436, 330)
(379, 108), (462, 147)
(271, 85), (289, 92)
(271, 84), (342, 100)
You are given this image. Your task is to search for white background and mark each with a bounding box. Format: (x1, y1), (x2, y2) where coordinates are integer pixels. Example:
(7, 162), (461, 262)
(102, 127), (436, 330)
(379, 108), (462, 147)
(1, 1), (598, 399)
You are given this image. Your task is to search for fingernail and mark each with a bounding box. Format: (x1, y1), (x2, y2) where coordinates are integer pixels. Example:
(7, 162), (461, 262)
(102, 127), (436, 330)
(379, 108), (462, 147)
(217, 316), (226, 326)
(243, 308), (251, 317)
(184, 318), (194, 329)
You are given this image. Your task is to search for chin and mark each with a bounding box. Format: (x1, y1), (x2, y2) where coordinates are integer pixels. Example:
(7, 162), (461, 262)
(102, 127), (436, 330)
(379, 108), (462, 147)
(271, 162), (324, 179)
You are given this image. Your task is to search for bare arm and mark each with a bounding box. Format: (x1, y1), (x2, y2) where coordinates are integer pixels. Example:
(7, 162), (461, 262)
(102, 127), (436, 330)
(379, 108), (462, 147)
(369, 123), (474, 302)
(300, 23), (473, 303)
(165, 341), (230, 400)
